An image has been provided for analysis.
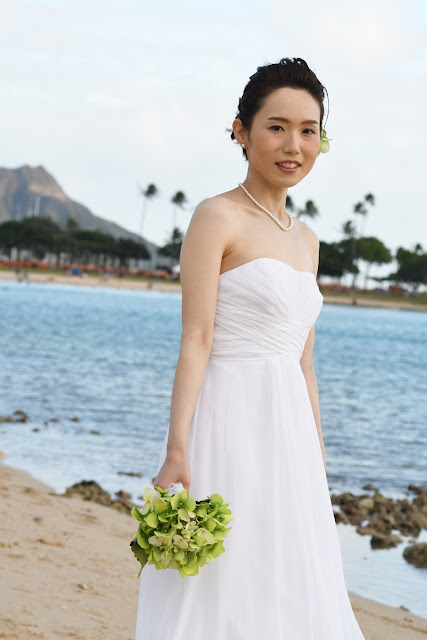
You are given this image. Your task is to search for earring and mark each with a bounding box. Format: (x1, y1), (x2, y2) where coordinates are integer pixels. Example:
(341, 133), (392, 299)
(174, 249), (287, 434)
(241, 144), (246, 149)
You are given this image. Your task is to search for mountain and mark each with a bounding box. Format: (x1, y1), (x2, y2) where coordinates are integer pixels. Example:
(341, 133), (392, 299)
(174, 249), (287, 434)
(0, 164), (159, 255)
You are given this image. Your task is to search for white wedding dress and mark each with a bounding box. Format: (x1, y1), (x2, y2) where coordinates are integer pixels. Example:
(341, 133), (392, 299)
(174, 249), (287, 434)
(135, 257), (366, 639)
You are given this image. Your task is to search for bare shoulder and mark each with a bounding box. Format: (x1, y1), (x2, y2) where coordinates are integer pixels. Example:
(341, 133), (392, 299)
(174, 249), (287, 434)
(294, 218), (320, 271)
(295, 217), (319, 247)
(186, 195), (236, 246)
(192, 194), (236, 217)
(180, 195), (235, 278)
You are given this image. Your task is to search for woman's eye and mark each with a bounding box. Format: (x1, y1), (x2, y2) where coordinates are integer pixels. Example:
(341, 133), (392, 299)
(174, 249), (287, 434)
(270, 125), (316, 135)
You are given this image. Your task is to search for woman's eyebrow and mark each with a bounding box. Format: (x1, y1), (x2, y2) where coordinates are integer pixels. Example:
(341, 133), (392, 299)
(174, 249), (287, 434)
(267, 116), (319, 125)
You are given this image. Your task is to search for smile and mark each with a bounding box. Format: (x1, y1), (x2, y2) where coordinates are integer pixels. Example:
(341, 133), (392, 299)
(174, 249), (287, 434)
(276, 162), (300, 173)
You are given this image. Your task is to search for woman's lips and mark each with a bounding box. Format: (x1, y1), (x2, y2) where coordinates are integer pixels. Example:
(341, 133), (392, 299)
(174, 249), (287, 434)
(276, 163), (300, 173)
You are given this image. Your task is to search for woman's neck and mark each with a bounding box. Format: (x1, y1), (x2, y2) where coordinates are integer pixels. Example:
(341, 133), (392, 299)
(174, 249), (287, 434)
(241, 172), (289, 219)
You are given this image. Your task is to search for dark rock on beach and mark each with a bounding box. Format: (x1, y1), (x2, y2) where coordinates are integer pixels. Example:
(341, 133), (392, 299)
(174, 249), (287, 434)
(117, 470), (143, 477)
(0, 410), (29, 423)
(331, 484), (427, 554)
(370, 532), (403, 549)
(61, 479), (138, 514)
(112, 490), (135, 513)
(63, 480), (112, 505)
(403, 542), (427, 568)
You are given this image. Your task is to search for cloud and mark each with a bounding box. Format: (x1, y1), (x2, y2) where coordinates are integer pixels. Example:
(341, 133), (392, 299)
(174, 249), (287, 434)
(268, 0), (424, 69)
(0, 0), (425, 252)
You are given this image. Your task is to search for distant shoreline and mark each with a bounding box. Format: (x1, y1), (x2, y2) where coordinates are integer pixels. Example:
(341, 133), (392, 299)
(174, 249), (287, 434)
(1, 269), (426, 312)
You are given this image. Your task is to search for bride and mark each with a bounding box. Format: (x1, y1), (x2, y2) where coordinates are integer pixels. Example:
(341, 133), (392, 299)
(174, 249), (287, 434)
(135, 57), (366, 639)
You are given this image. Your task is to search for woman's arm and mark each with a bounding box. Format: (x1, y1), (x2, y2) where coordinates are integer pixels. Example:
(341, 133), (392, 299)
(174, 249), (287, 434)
(300, 327), (326, 472)
(153, 199), (233, 491)
(298, 222), (326, 472)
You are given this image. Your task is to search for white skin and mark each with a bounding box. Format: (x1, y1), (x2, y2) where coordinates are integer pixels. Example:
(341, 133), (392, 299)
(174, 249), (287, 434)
(153, 87), (326, 494)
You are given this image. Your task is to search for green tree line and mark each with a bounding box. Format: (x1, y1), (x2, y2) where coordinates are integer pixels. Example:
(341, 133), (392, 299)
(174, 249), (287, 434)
(1, 197), (426, 292)
(0, 217), (150, 269)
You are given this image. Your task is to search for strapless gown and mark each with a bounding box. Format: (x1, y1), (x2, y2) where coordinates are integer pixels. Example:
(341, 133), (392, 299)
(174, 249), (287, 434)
(135, 257), (366, 639)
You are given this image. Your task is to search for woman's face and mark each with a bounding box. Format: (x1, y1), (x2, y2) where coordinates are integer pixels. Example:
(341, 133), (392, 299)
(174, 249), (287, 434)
(234, 87), (321, 187)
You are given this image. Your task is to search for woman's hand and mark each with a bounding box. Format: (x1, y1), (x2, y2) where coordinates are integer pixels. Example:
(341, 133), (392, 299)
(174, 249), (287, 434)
(152, 450), (191, 493)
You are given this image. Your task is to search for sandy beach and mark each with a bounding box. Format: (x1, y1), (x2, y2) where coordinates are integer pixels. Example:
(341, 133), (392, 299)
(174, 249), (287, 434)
(1, 460), (427, 639)
(1, 269), (426, 312)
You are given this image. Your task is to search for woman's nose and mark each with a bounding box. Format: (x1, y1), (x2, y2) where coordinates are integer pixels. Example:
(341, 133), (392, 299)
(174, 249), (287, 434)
(282, 132), (300, 153)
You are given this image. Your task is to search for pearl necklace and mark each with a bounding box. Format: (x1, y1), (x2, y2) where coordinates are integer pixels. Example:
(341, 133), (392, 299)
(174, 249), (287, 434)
(238, 182), (294, 231)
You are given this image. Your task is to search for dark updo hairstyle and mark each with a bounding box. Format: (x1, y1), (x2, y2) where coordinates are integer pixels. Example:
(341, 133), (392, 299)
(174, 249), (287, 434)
(228, 57), (329, 161)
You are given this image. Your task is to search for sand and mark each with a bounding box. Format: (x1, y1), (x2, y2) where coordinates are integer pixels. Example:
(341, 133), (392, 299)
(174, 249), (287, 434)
(0, 269), (180, 294)
(1, 461), (427, 639)
(1, 269), (425, 312)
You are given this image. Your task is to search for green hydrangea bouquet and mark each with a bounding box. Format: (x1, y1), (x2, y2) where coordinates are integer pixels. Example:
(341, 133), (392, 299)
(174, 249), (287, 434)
(130, 482), (233, 578)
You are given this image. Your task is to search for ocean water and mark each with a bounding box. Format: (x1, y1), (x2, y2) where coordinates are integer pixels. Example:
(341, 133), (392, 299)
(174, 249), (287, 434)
(1, 279), (426, 617)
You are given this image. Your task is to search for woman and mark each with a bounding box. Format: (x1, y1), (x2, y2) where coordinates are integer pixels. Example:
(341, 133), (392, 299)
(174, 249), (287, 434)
(135, 57), (366, 639)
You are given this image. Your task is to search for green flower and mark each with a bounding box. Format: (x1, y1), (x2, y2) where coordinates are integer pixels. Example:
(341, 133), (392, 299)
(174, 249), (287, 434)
(130, 486), (233, 578)
(318, 127), (331, 156)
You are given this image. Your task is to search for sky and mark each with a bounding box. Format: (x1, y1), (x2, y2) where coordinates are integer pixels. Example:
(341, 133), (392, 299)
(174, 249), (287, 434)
(1, 0), (426, 268)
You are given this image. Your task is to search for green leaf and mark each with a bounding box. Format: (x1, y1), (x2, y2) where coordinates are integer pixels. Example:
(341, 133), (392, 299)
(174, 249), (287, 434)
(209, 493), (223, 507)
(137, 527), (150, 550)
(170, 493), (180, 510)
(177, 564), (189, 578)
(131, 507), (144, 521)
(195, 505), (208, 518)
(153, 526), (175, 538)
(182, 562), (199, 576)
(183, 497), (196, 511)
(173, 548), (185, 562)
(154, 500), (168, 515)
(158, 514), (171, 523)
(178, 508), (190, 522)
(145, 512), (159, 528)
(130, 539), (148, 568)
(148, 534), (163, 547)
(152, 548), (162, 562)
(204, 518), (216, 532)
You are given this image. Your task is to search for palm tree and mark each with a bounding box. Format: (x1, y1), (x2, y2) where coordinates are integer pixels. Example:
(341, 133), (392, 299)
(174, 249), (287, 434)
(138, 183), (159, 239)
(296, 199), (319, 220)
(342, 220), (356, 237)
(137, 183), (158, 266)
(360, 193), (375, 237)
(286, 194), (295, 213)
(350, 194), (376, 290)
(66, 216), (79, 264)
(353, 193), (375, 239)
(171, 191), (187, 236)
(340, 220), (358, 287)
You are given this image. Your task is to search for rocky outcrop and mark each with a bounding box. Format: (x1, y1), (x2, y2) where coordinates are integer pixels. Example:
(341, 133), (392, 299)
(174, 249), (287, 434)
(61, 480), (138, 514)
(0, 409), (29, 423)
(331, 484), (427, 564)
(403, 542), (427, 568)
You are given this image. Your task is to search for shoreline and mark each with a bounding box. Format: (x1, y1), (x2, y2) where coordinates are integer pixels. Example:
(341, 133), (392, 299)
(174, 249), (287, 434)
(1, 270), (426, 312)
(1, 459), (427, 639)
